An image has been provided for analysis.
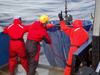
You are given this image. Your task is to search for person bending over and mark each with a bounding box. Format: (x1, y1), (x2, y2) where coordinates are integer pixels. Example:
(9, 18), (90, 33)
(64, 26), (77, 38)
(25, 14), (52, 75)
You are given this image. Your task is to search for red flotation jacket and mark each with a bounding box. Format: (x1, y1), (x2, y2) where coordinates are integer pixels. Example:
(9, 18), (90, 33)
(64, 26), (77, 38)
(60, 20), (89, 75)
(27, 21), (51, 43)
(4, 19), (31, 74)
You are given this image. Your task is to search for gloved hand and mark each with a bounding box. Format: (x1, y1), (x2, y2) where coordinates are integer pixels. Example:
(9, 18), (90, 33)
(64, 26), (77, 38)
(58, 11), (63, 21)
(46, 23), (54, 28)
(49, 41), (52, 45)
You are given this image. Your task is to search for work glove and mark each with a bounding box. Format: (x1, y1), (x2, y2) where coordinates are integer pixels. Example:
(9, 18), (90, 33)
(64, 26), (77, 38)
(46, 23), (54, 28)
(49, 41), (52, 45)
(58, 11), (63, 21)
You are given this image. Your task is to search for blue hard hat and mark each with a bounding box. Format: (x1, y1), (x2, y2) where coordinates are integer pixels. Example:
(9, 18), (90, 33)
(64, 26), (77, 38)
(14, 16), (21, 21)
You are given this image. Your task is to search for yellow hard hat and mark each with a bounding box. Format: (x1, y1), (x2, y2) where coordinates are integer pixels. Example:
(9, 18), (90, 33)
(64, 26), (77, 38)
(40, 14), (49, 24)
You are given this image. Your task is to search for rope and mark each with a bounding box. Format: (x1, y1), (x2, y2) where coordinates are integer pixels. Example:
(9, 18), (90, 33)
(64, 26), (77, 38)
(52, 43), (71, 46)
(50, 45), (68, 61)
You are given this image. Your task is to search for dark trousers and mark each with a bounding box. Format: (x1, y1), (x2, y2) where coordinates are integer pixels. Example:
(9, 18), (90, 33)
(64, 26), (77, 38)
(25, 39), (40, 75)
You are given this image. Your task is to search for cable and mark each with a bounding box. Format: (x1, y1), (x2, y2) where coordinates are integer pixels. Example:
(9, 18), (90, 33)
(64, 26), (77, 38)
(50, 45), (68, 61)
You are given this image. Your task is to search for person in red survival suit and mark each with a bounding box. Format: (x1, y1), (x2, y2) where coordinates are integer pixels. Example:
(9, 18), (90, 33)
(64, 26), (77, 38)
(58, 11), (89, 75)
(4, 16), (31, 75)
(25, 14), (52, 75)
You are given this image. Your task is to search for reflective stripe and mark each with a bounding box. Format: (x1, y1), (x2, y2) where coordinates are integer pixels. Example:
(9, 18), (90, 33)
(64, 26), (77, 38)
(19, 24), (23, 29)
(8, 24), (14, 29)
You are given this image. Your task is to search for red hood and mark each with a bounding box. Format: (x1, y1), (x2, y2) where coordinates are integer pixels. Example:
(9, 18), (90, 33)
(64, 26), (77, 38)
(32, 21), (44, 30)
(13, 19), (21, 24)
(72, 20), (83, 28)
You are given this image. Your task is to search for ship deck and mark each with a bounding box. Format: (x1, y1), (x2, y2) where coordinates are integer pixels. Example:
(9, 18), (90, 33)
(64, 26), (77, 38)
(0, 55), (65, 75)
(0, 62), (64, 75)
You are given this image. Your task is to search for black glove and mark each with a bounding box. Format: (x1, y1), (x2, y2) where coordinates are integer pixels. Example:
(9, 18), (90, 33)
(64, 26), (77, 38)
(58, 11), (63, 21)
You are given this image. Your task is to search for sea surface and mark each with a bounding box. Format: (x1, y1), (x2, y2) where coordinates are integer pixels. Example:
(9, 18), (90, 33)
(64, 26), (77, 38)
(0, 0), (95, 25)
(0, 0), (95, 65)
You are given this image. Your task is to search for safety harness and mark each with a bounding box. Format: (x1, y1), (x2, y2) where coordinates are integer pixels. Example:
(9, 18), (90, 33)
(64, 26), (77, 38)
(11, 39), (24, 42)
(71, 45), (80, 48)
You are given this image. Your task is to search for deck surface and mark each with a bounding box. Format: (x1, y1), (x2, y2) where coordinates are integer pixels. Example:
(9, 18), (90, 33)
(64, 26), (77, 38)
(0, 54), (65, 75)
(0, 62), (64, 75)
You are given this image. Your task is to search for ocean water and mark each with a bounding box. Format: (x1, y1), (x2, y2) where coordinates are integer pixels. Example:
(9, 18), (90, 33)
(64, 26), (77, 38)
(0, 0), (95, 65)
(0, 0), (95, 25)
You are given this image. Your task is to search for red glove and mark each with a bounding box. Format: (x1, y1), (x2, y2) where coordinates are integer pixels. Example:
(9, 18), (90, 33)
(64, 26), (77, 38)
(46, 23), (54, 28)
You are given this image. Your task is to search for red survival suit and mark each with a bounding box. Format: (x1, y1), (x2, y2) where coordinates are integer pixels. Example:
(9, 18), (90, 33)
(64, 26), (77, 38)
(4, 19), (31, 75)
(25, 21), (52, 75)
(60, 20), (89, 75)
